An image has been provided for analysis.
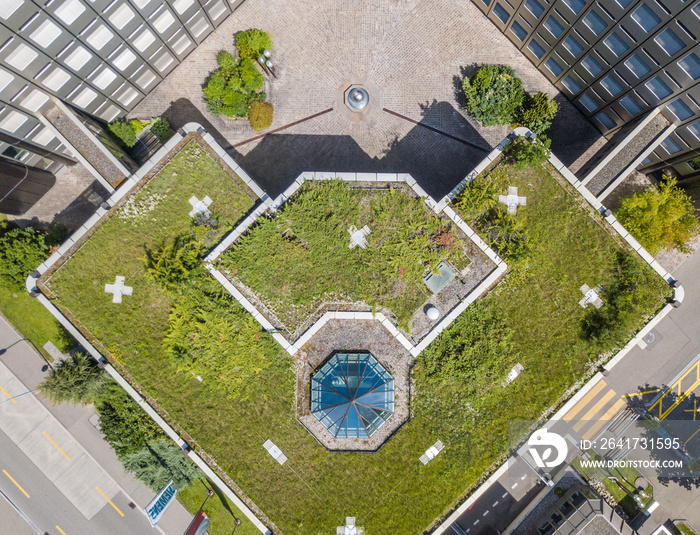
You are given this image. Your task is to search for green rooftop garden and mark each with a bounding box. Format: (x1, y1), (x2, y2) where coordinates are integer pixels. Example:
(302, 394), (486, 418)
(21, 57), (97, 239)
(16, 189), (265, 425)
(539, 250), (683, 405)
(219, 180), (470, 333)
(40, 141), (670, 535)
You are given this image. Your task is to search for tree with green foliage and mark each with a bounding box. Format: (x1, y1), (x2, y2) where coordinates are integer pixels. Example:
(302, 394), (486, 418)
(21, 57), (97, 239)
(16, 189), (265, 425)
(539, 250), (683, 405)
(420, 301), (514, 390)
(149, 117), (174, 143)
(453, 176), (499, 216)
(203, 53), (265, 118)
(95, 382), (164, 458)
(38, 352), (106, 405)
(0, 227), (48, 289)
(122, 439), (202, 491)
(581, 251), (666, 346)
(248, 101), (274, 131)
(513, 92), (559, 136)
(129, 119), (146, 135)
(503, 136), (551, 170)
(235, 29), (273, 60)
(163, 285), (278, 400)
(108, 120), (138, 147)
(616, 177), (698, 255)
(144, 235), (204, 290)
(462, 65), (524, 125)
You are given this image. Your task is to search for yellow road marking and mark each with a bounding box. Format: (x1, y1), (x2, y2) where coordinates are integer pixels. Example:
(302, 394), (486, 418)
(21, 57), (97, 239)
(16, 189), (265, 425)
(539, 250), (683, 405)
(3, 469), (29, 498)
(56, 526), (67, 535)
(96, 487), (124, 517)
(0, 385), (16, 404)
(650, 358), (700, 420)
(563, 381), (607, 422)
(621, 389), (660, 398)
(685, 425), (700, 445)
(43, 431), (71, 460)
(573, 390), (617, 432)
(582, 399), (627, 441)
(684, 399), (699, 421)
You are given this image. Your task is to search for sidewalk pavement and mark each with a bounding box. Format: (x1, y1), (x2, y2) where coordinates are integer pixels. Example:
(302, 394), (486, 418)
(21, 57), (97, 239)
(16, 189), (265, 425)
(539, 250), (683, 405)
(0, 314), (193, 535)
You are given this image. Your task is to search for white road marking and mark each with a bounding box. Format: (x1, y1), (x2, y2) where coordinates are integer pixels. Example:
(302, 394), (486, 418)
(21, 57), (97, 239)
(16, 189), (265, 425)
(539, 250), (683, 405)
(492, 501), (499, 507)
(521, 475), (526, 480)
(502, 492), (508, 498)
(511, 482), (519, 489)
(473, 520), (480, 526)
(483, 510), (489, 516)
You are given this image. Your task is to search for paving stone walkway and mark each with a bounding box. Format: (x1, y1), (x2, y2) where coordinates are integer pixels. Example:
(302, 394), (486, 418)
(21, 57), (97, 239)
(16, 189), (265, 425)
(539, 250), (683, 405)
(131, 0), (607, 198)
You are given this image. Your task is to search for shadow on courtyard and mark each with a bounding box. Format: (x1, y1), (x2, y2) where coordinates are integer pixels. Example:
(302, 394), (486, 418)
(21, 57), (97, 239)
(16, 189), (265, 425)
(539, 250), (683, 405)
(159, 98), (492, 200)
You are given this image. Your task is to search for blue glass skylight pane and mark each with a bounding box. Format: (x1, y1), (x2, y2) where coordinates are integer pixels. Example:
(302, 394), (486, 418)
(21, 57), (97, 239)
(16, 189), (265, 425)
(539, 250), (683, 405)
(688, 122), (700, 140)
(544, 16), (564, 38)
(625, 54), (651, 78)
(667, 99), (694, 120)
(661, 137), (682, 154)
(563, 35), (584, 57)
(582, 55), (604, 76)
(511, 21), (528, 41)
(679, 53), (700, 80)
(545, 57), (563, 76)
(528, 39), (546, 58)
(645, 76), (673, 99)
(494, 3), (510, 23)
(563, 0), (586, 15)
(583, 10), (607, 35)
(600, 75), (623, 96)
(596, 112), (617, 129)
(614, 0), (634, 7)
(578, 93), (598, 112)
(655, 28), (685, 57)
(620, 95), (643, 115)
(604, 32), (630, 57)
(525, 0), (544, 18)
(562, 75), (581, 94)
(631, 4), (661, 32)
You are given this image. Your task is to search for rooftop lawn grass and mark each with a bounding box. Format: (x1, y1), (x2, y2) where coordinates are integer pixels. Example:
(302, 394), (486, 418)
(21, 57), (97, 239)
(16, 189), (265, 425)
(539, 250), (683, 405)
(42, 152), (670, 535)
(219, 180), (469, 333)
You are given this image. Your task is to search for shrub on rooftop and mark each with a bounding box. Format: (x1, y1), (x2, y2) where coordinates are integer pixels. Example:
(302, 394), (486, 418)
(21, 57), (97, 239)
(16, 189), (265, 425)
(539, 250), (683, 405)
(204, 53), (266, 119)
(513, 92), (559, 137)
(248, 101), (274, 131)
(462, 65), (524, 126)
(503, 136), (551, 170)
(235, 29), (273, 60)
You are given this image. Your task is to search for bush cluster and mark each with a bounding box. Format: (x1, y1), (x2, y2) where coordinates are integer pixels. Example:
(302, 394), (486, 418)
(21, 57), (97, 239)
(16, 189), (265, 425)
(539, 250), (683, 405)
(503, 136), (552, 170)
(203, 30), (275, 129)
(462, 65), (559, 136)
(38, 353), (202, 491)
(0, 226), (48, 289)
(108, 116), (174, 147)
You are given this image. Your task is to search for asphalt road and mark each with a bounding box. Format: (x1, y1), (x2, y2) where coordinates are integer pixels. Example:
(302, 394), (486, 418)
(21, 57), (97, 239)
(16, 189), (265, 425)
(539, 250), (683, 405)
(0, 428), (156, 535)
(444, 250), (700, 535)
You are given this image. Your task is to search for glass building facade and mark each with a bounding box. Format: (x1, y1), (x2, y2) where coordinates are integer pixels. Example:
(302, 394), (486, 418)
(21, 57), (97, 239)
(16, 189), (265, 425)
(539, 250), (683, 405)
(473, 0), (700, 182)
(311, 352), (395, 439)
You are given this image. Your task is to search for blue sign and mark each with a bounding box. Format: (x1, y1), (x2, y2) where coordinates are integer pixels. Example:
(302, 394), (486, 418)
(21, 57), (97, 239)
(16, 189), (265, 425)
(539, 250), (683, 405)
(145, 480), (177, 527)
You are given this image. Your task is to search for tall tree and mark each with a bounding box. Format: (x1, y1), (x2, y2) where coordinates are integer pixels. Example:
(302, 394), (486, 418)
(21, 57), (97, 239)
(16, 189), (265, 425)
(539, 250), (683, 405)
(38, 352), (106, 405)
(121, 439), (202, 491)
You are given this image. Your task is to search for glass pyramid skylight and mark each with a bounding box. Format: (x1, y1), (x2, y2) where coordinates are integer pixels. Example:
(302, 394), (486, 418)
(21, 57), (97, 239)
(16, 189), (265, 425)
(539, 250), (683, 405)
(310, 351), (394, 438)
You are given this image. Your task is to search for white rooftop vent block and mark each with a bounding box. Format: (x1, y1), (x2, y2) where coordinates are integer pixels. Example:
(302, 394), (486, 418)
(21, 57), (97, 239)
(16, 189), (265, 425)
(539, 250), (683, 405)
(109, 4), (135, 30)
(73, 87), (97, 108)
(135, 69), (157, 90)
(133, 29), (156, 52)
(0, 68), (14, 92)
(503, 363), (524, 386)
(21, 89), (49, 112)
(153, 52), (173, 72)
(0, 111), (28, 133)
(171, 34), (191, 55)
(6, 43), (38, 70)
(93, 67), (117, 89)
(189, 15), (209, 38)
(55, 0), (85, 25)
(43, 67), (71, 91)
(153, 10), (175, 33)
(173, 0), (194, 15)
(262, 440), (287, 465)
(65, 46), (92, 71)
(32, 127), (55, 146)
(99, 104), (120, 122)
(30, 20), (63, 48)
(0, 0), (23, 20)
(112, 49), (136, 71)
(87, 24), (114, 51)
(207, 0), (226, 20)
(117, 86), (138, 106)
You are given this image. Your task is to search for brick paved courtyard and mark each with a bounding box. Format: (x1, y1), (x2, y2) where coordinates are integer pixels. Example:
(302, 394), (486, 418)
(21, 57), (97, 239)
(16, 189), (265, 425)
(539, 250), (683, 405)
(131, 0), (607, 199)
